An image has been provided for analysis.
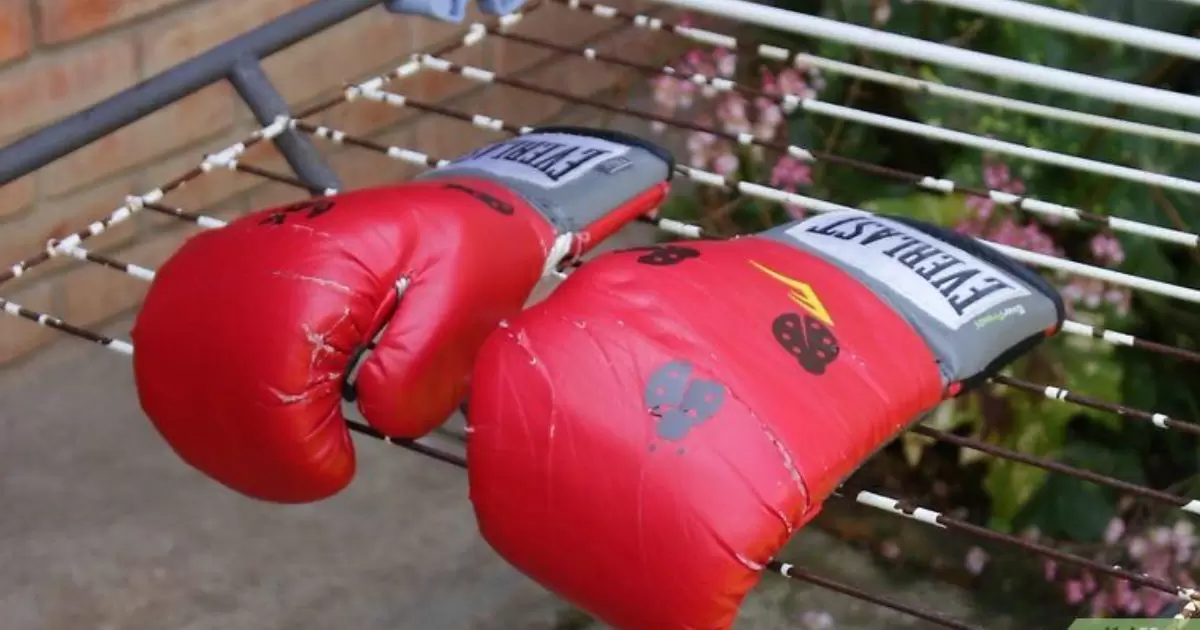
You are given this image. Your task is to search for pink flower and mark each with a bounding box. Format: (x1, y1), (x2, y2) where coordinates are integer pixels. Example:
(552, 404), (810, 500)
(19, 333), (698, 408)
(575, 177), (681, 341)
(988, 217), (1022, 246)
(1089, 233), (1125, 266)
(716, 93), (752, 136)
(769, 156), (812, 219)
(1065, 579), (1086, 604)
(770, 156), (813, 188)
(754, 97), (784, 141)
(965, 547), (989, 575)
(1141, 589), (1169, 617)
(761, 68), (781, 97)
(653, 75), (696, 110)
(686, 131), (717, 168)
(1020, 224), (1060, 256)
(957, 156), (1048, 250)
(777, 68), (814, 100)
(1043, 559), (1058, 581)
(1113, 580), (1137, 612)
(1172, 520), (1195, 564)
(1081, 570), (1097, 593)
(784, 202), (807, 220)
(1082, 279), (1104, 309)
(712, 149), (739, 177)
(1105, 287), (1131, 316)
(1105, 518), (1126, 544)
(1088, 589), (1110, 618)
(981, 157), (1026, 196)
(682, 49), (708, 75)
(712, 48), (737, 78)
(871, 0), (892, 25)
(1128, 536), (1149, 560)
(965, 196), (995, 222)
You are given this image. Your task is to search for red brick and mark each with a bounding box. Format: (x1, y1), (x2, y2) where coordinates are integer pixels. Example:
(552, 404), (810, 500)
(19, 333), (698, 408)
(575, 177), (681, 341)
(525, 45), (629, 97)
(60, 225), (192, 328)
(411, 100), (503, 163)
(39, 83), (237, 197)
(139, 0), (310, 76)
(488, 5), (612, 77)
(0, 174), (35, 220)
(304, 7), (491, 136)
(233, 141), (321, 212)
(329, 125), (422, 190)
(241, 125), (419, 207)
(240, 179), (309, 214)
(319, 96), (418, 140)
(0, 280), (60, 366)
(309, 42), (487, 156)
(261, 5), (419, 110)
(0, 37), (137, 139)
(234, 136), (292, 175)
(477, 83), (569, 132)
(0, 176), (142, 292)
(393, 34), (490, 118)
(134, 137), (267, 228)
(53, 177), (144, 252)
(0, 1), (33, 63)
(483, 56), (639, 134)
(36, 0), (189, 44)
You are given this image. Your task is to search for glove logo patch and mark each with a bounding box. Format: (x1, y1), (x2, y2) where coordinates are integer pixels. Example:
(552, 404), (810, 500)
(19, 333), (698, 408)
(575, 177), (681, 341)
(772, 313), (840, 375)
(596, 155), (633, 175)
(750, 260), (834, 327)
(445, 133), (631, 188)
(441, 183), (515, 215)
(784, 211), (1031, 330)
(621, 245), (701, 267)
(644, 360), (726, 448)
(258, 199), (336, 226)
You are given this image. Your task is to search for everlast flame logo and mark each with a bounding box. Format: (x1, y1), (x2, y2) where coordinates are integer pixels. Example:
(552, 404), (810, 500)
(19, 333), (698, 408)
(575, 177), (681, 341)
(749, 261), (834, 327)
(455, 138), (613, 183)
(803, 215), (1017, 317)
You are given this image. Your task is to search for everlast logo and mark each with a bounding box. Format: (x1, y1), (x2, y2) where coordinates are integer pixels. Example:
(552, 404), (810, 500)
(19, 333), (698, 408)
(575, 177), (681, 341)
(455, 137), (613, 183)
(803, 214), (1019, 317)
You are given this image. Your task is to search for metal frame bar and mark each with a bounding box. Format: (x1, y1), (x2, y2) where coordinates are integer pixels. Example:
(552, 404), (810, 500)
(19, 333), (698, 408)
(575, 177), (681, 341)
(0, 0), (416, 188)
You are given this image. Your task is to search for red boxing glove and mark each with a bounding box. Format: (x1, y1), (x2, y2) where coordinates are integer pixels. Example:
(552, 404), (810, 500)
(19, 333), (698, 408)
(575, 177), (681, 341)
(467, 211), (1062, 629)
(132, 127), (673, 504)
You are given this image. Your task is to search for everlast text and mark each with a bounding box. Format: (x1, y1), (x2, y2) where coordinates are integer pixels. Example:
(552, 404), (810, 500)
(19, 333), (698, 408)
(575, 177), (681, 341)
(804, 215), (1016, 316)
(454, 138), (612, 183)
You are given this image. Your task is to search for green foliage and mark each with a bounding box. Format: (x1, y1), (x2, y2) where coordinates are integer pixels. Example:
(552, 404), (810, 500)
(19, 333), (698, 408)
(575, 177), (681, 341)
(983, 386), (1076, 533)
(741, 0), (1200, 545)
(860, 191), (970, 226)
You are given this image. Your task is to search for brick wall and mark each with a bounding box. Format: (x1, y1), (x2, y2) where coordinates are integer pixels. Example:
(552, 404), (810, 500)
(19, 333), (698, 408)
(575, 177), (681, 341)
(0, 0), (682, 367)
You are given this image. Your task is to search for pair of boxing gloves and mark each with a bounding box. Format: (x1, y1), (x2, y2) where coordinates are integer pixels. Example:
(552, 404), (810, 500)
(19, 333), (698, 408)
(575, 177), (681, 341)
(132, 127), (1064, 630)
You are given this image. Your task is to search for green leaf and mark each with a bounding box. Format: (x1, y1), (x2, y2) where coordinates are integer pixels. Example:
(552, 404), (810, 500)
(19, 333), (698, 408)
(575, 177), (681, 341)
(860, 193), (970, 227)
(1120, 236), (1178, 284)
(985, 456), (1048, 533)
(982, 381), (1079, 531)
(658, 193), (703, 223)
(1050, 477), (1115, 542)
(1015, 470), (1115, 543)
(1053, 333), (1125, 430)
(1061, 441), (1145, 485)
(1017, 441), (1139, 542)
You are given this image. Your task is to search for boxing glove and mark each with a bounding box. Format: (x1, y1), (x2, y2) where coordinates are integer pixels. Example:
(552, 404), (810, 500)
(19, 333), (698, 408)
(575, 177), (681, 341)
(132, 126), (673, 504)
(467, 209), (1064, 630)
